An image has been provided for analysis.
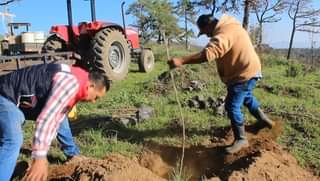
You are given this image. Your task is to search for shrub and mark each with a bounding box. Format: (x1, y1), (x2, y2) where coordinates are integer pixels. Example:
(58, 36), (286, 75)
(286, 62), (304, 77)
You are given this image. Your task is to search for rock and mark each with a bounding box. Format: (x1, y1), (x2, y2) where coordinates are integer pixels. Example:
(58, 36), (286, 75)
(190, 80), (204, 91)
(207, 96), (216, 107)
(215, 104), (225, 116)
(117, 117), (130, 125)
(158, 71), (171, 83)
(138, 106), (154, 121)
(185, 86), (194, 91)
(184, 80), (205, 92)
(188, 99), (200, 108)
(217, 96), (225, 103)
(195, 95), (206, 102)
(114, 117), (138, 126)
(198, 100), (209, 110)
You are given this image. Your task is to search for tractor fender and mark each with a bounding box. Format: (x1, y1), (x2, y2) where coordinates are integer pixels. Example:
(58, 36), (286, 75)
(96, 22), (140, 49)
(49, 25), (80, 43)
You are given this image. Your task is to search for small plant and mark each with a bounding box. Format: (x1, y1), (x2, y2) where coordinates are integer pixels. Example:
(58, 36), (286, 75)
(169, 168), (191, 181)
(286, 62), (303, 77)
(261, 54), (288, 67)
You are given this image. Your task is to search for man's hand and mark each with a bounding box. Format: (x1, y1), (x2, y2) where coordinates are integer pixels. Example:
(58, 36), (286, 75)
(168, 57), (184, 69)
(24, 158), (48, 181)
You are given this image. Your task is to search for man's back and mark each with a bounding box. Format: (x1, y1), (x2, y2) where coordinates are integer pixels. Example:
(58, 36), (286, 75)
(0, 64), (62, 119)
(205, 15), (261, 84)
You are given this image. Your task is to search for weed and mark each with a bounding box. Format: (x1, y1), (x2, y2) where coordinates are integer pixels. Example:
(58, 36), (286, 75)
(286, 62), (304, 77)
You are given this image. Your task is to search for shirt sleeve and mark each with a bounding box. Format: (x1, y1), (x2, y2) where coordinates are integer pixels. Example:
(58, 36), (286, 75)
(204, 34), (233, 62)
(32, 72), (79, 158)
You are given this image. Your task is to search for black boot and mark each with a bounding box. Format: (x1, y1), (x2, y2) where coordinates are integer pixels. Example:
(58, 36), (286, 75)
(226, 124), (249, 154)
(251, 108), (275, 128)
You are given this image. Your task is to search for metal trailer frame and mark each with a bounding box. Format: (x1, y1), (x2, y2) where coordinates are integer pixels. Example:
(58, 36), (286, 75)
(0, 51), (75, 75)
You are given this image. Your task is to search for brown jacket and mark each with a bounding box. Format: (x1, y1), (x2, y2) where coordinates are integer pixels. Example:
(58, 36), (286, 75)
(203, 14), (261, 84)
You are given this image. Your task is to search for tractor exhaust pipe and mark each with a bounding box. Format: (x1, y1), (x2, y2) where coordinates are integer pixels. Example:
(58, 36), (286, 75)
(90, 0), (96, 22)
(66, 0), (74, 47)
(121, 1), (127, 39)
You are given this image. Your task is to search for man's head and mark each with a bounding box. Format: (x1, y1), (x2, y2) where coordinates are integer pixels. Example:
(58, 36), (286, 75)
(86, 72), (111, 103)
(196, 14), (218, 37)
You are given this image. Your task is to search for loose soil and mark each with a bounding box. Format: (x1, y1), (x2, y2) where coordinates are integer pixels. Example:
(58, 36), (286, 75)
(15, 117), (319, 181)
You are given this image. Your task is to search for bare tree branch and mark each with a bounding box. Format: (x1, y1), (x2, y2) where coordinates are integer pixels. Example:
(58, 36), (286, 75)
(253, 0), (286, 47)
(286, 0), (320, 60)
(0, 0), (19, 6)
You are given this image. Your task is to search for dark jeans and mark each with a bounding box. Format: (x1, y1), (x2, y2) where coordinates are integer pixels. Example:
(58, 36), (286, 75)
(225, 78), (260, 126)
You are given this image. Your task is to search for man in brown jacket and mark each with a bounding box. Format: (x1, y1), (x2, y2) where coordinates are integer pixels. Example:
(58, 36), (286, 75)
(168, 14), (274, 154)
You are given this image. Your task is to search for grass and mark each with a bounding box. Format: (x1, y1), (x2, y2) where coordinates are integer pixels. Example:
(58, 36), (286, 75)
(20, 44), (320, 177)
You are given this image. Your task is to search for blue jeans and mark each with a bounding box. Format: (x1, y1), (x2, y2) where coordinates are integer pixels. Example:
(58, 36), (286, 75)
(0, 96), (25, 180)
(225, 78), (260, 126)
(57, 117), (80, 157)
(0, 95), (79, 181)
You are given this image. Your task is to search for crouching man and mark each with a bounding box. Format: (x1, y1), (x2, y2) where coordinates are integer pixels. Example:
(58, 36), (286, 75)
(0, 63), (110, 181)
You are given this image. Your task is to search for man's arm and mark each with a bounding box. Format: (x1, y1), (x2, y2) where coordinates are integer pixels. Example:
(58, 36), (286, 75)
(25, 72), (79, 181)
(204, 34), (233, 62)
(168, 51), (207, 69)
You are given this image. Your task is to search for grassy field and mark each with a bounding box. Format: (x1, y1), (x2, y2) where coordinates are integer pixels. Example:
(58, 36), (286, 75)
(21, 44), (320, 175)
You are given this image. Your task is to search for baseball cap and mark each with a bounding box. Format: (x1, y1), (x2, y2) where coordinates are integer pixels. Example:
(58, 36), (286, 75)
(196, 14), (215, 37)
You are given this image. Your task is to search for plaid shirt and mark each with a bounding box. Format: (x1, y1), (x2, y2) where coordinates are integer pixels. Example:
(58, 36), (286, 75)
(32, 71), (79, 158)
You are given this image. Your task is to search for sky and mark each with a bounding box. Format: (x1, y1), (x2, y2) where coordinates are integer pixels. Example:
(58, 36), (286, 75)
(2, 0), (320, 49)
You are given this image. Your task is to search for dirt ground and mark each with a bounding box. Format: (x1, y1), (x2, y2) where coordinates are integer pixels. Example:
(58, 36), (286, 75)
(15, 117), (319, 181)
(48, 154), (166, 181)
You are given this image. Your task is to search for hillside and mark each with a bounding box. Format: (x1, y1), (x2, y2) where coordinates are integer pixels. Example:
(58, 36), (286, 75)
(13, 45), (320, 181)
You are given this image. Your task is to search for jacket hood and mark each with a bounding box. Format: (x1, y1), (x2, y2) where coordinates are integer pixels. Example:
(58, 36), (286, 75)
(215, 14), (241, 31)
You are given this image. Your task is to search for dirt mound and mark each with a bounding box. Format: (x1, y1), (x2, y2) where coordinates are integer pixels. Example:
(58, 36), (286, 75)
(151, 68), (197, 94)
(48, 154), (166, 181)
(138, 118), (319, 180)
(33, 117), (318, 181)
(228, 151), (319, 181)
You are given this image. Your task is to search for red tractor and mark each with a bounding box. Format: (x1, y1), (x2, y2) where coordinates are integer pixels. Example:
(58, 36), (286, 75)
(42, 0), (155, 80)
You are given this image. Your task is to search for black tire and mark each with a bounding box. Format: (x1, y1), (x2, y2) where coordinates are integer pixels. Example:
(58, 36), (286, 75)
(138, 49), (155, 73)
(1, 40), (10, 55)
(42, 34), (66, 53)
(91, 28), (130, 81)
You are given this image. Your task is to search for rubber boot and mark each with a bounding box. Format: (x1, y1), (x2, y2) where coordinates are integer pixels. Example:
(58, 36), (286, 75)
(251, 108), (275, 128)
(226, 125), (249, 154)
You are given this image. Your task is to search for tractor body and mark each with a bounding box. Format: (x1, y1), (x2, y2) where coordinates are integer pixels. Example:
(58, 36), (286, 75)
(42, 0), (154, 80)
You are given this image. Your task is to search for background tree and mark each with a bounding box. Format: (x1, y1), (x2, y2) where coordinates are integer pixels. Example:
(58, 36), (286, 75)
(193, 0), (240, 15)
(148, 0), (180, 46)
(248, 24), (259, 45)
(194, 0), (254, 30)
(175, 0), (197, 49)
(305, 18), (320, 65)
(242, 0), (256, 30)
(127, 0), (180, 45)
(127, 0), (154, 43)
(252, 0), (286, 49)
(287, 0), (320, 60)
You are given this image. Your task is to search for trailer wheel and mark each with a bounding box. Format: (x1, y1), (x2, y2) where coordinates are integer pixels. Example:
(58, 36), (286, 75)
(1, 40), (10, 55)
(42, 35), (66, 53)
(90, 28), (130, 81)
(139, 49), (155, 73)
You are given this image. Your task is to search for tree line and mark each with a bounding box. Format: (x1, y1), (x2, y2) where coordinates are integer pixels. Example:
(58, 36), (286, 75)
(1, 0), (319, 60)
(127, 0), (320, 60)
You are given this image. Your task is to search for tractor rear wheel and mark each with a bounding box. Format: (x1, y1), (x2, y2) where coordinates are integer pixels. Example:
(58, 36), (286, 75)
(91, 28), (130, 81)
(139, 49), (155, 73)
